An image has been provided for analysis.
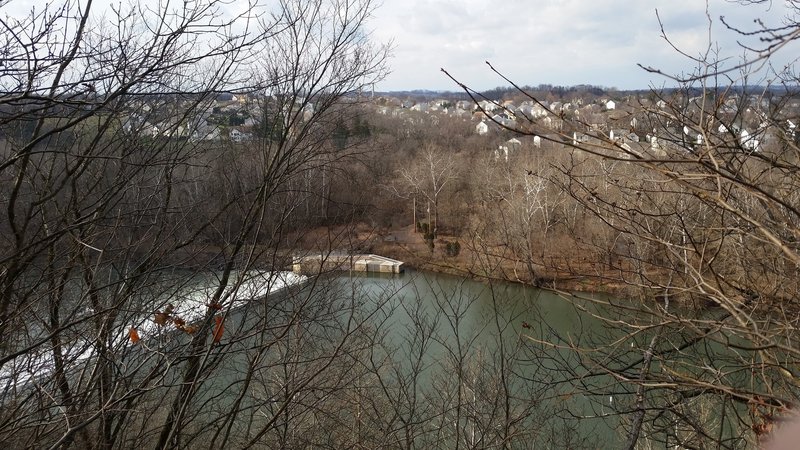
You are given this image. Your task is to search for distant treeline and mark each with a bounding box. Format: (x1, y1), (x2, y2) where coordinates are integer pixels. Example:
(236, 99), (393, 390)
(374, 83), (800, 102)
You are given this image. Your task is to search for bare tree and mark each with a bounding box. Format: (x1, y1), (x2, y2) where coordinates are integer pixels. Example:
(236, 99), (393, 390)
(0, 0), (389, 448)
(441, 1), (800, 447)
(393, 144), (459, 239)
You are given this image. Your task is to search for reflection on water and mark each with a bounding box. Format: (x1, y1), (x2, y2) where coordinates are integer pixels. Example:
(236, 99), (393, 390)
(329, 269), (621, 448)
(5, 265), (754, 448)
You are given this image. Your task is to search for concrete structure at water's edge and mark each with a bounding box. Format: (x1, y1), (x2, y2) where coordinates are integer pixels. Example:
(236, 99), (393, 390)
(292, 253), (404, 274)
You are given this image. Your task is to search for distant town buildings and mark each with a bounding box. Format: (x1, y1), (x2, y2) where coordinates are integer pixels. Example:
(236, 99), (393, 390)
(116, 88), (787, 159)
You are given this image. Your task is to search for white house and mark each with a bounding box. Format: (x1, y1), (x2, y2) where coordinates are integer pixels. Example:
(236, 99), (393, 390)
(302, 103), (315, 121)
(491, 113), (516, 129)
(518, 102), (547, 119)
(495, 140), (521, 161)
(410, 102), (429, 112)
(478, 100), (499, 113)
(740, 129), (761, 152)
(496, 144), (514, 161)
(476, 120), (489, 135)
(605, 100), (616, 110)
(143, 122), (159, 137)
(542, 116), (562, 130)
(649, 135), (659, 150)
(456, 100), (472, 111)
(229, 127), (252, 143)
(531, 104), (548, 118)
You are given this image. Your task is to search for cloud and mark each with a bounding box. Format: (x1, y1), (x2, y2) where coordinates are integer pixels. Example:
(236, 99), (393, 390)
(370, 0), (797, 90)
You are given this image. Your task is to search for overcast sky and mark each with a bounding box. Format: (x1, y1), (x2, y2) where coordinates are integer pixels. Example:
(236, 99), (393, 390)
(368, 0), (799, 91)
(2, 0), (796, 92)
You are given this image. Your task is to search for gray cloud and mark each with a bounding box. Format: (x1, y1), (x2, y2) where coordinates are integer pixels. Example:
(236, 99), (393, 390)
(370, 0), (798, 90)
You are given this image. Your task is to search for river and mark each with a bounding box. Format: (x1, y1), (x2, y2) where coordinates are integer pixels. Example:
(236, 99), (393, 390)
(323, 268), (624, 448)
(2, 266), (752, 448)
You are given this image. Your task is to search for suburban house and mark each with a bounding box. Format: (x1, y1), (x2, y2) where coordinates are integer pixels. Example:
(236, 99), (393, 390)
(478, 100), (499, 113)
(542, 115), (563, 130)
(518, 101), (547, 119)
(740, 129), (761, 151)
(476, 120), (489, 135)
(506, 138), (522, 151)
(456, 100), (472, 111)
(491, 113), (516, 128)
(229, 127), (252, 143)
(190, 123), (221, 142)
(410, 102), (429, 112)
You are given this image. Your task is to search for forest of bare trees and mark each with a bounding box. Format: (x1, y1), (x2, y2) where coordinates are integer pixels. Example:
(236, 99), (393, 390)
(430, 2), (800, 448)
(0, 0), (395, 447)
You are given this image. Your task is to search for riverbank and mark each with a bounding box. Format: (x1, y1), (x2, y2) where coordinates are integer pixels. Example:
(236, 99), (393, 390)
(316, 223), (634, 297)
(291, 223), (715, 305)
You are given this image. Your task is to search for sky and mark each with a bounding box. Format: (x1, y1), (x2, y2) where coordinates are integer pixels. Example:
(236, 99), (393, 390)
(367, 0), (800, 91)
(1, 0), (797, 92)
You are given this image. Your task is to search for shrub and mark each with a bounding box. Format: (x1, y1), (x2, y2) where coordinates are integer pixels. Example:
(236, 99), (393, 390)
(445, 241), (461, 257)
(423, 232), (435, 252)
(417, 221), (429, 234)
